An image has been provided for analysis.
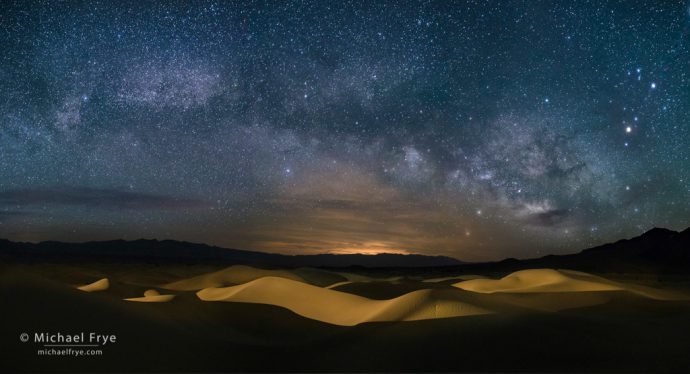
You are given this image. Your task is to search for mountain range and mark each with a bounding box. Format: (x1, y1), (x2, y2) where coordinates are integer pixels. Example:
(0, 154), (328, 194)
(0, 237), (461, 267)
(1, 226), (688, 272)
(453, 227), (690, 275)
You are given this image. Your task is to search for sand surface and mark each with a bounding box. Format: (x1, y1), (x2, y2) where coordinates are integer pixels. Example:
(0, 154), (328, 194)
(124, 289), (176, 302)
(163, 265), (344, 290)
(453, 268), (688, 300)
(76, 277), (110, 292)
(422, 275), (488, 283)
(4, 263), (690, 372)
(197, 276), (491, 325)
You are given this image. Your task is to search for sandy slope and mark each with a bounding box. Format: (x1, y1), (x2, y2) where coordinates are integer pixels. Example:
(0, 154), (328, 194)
(124, 289), (176, 302)
(6, 263), (690, 372)
(197, 276), (491, 326)
(325, 281), (354, 289)
(422, 275), (488, 283)
(162, 265), (345, 291)
(454, 269), (687, 300)
(336, 272), (404, 282)
(324, 273), (408, 289)
(76, 277), (109, 292)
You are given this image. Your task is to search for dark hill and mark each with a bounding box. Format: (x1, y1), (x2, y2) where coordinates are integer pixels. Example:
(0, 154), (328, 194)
(0, 238), (462, 268)
(455, 227), (690, 274)
(1, 226), (688, 272)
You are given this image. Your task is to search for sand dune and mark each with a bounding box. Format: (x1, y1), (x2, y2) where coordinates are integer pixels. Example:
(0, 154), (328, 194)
(124, 289), (175, 302)
(162, 265), (344, 291)
(76, 278), (109, 292)
(422, 275), (488, 283)
(325, 281), (354, 289)
(197, 276), (491, 326)
(324, 272), (407, 290)
(324, 273), (409, 289)
(336, 272), (404, 283)
(454, 269), (686, 300)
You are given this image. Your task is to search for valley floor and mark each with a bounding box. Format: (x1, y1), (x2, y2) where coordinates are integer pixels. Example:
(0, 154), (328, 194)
(2, 262), (690, 372)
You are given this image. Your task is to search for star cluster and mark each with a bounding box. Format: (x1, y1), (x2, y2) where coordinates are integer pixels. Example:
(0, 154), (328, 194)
(1, 0), (689, 260)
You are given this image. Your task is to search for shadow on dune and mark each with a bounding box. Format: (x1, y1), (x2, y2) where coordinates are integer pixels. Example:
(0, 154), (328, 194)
(3, 266), (690, 372)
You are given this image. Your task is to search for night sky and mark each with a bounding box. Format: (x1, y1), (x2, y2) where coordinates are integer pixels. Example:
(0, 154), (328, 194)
(1, 1), (689, 261)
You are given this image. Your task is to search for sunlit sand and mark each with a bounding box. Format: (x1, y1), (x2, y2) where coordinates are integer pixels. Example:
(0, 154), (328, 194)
(124, 289), (175, 302)
(76, 278), (109, 292)
(163, 265), (344, 290)
(197, 276), (492, 326)
(5, 257), (690, 372)
(454, 269), (687, 300)
(422, 275), (488, 283)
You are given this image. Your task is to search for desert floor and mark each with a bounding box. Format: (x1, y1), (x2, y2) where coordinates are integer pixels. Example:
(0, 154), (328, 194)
(2, 262), (690, 372)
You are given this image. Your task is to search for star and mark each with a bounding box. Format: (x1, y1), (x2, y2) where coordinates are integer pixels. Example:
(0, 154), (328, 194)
(0, 0), (686, 261)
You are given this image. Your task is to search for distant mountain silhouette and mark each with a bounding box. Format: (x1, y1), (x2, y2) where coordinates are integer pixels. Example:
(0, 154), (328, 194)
(0, 238), (461, 268)
(1, 227), (688, 271)
(455, 227), (690, 274)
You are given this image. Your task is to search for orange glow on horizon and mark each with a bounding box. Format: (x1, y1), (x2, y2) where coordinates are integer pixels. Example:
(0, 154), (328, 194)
(325, 242), (412, 255)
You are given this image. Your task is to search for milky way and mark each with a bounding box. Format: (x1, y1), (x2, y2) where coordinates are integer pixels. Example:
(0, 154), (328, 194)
(1, 1), (689, 260)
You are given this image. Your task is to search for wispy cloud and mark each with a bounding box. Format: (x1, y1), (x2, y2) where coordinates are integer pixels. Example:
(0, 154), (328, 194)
(522, 208), (571, 227)
(513, 200), (572, 227)
(0, 187), (208, 211)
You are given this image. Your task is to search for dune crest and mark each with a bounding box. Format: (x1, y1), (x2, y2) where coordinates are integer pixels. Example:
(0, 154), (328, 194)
(163, 265), (344, 291)
(77, 278), (109, 292)
(336, 272), (404, 283)
(423, 275), (488, 283)
(454, 269), (687, 300)
(197, 276), (491, 326)
(324, 272), (406, 288)
(124, 289), (175, 303)
(325, 281), (353, 289)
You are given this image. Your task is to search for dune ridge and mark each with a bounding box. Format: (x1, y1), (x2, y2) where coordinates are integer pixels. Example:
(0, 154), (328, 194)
(124, 289), (175, 302)
(454, 269), (687, 300)
(422, 275), (488, 283)
(162, 265), (344, 291)
(197, 276), (491, 326)
(76, 278), (109, 292)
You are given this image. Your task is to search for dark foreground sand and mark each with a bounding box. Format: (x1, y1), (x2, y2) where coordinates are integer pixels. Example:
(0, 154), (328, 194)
(2, 262), (690, 373)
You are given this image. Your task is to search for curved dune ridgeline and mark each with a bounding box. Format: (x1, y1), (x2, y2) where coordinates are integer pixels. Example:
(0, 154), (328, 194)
(124, 289), (176, 302)
(454, 269), (688, 300)
(162, 265), (345, 291)
(197, 276), (492, 326)
(77, 278), (110, 292)
(72, 268), (686, 327)
(422, 275), (488, 283)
